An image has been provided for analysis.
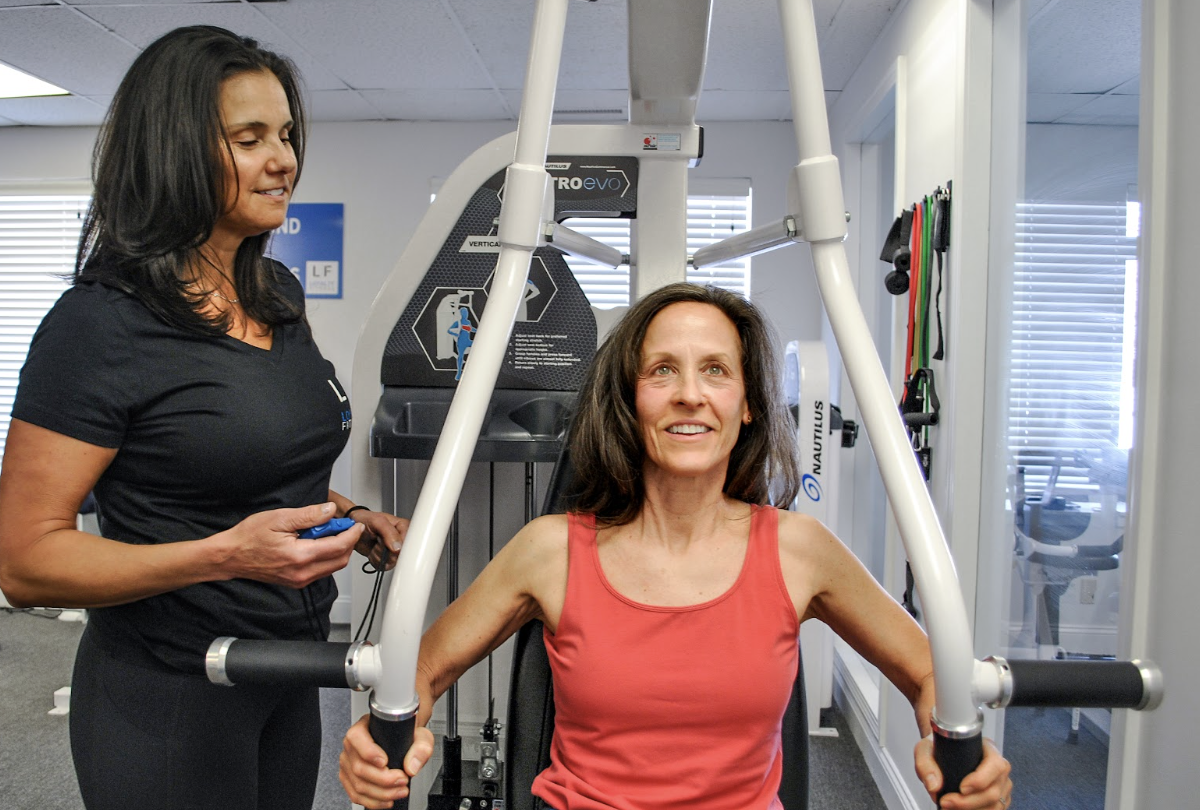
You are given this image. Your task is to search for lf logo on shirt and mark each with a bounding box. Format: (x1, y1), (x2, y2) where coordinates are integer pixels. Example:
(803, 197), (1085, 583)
(327, 379), (352, 431)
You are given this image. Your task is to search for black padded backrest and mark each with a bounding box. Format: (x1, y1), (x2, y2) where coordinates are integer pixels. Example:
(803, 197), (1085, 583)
(779, 648), (810, 809)
(504, 620), (555, 810)
(540, 437), (580, 517)
(501, 439), (573, 810)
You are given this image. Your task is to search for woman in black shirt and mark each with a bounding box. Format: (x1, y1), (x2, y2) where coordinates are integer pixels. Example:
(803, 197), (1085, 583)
(0, 25), (404, 810)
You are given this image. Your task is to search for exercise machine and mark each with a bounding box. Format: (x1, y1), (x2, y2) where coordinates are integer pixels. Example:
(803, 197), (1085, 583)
(204, 1), (1164, 805)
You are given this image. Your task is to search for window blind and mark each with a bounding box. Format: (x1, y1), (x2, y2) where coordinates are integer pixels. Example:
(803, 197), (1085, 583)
(685, 193), (752, 297)
(558, 216), (632, 309)
(561, 189), (752, 307)
(0, 195), (86, 464)
(1008, 201), (1137, 494)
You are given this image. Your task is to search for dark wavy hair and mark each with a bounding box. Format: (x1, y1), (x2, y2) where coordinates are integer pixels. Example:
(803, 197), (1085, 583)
(76, 25), (307, 333)
(568, 283), (800, 525)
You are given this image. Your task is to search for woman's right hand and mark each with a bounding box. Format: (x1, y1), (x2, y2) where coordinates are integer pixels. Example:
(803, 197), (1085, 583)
(339, 714), (435, 809)
(216, 502), (364, 588)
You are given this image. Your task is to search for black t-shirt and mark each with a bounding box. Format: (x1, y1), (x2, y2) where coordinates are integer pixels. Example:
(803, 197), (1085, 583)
(13, 264), (351, 674)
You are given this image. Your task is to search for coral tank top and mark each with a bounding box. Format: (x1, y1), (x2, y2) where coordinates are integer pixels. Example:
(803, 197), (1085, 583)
(532, 505), (800, 810)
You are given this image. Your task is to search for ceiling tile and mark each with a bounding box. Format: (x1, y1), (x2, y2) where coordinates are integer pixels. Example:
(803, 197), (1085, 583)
(79, 3), (347, 90)
(704, 0), (898, 93)
(0, 0), (1141, 127)
(816, 0), (902, 90)
(554, 0), (630, 92)
(256, 0), (491, 91)
(1055, 93), (1140, 126)
(448, 0), (626, 91)
(359, 88), (511, 121)
(306, 88), (385, 122)
(1026, 92), (1100, 123)
(1110, 77), (1140, 95)
(1027, 0), (1139, 94)
(704, 1), (789, 92)
(0, 7), (138, 95)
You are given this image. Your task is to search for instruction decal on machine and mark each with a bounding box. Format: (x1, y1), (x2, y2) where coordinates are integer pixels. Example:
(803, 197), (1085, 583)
(382, 156), (625, 390)
(460, 235), (502, 253)
(408, 256), (564, 381)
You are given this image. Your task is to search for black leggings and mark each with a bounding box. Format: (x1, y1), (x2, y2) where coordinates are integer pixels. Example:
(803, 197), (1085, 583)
(69, 625), (322, 810)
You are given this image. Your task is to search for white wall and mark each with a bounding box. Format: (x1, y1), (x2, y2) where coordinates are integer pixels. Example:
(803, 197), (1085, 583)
(0, 127), (94, 188)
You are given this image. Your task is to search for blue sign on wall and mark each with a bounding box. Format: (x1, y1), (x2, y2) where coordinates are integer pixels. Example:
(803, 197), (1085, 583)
(267, 202), (344, 299)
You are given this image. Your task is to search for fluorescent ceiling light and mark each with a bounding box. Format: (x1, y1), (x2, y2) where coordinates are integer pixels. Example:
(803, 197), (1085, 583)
(0, 62), (68, 99)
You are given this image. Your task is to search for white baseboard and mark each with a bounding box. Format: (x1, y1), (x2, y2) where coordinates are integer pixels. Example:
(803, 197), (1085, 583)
(49, 686), (71, 716)
(1003, 621), (1117, 658)
(1080, 707), (1111, 742)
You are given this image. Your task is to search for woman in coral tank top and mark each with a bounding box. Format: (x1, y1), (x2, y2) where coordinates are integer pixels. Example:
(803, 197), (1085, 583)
(340, 283), (1012, 810)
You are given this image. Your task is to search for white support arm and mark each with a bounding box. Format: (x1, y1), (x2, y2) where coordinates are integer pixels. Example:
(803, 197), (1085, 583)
(546, 222), (625, 268)
(690, 216), (801, 269)
(370, 0), (567, 717)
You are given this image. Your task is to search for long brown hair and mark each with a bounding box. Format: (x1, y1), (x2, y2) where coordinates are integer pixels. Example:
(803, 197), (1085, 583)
(568, 283), (800, 525)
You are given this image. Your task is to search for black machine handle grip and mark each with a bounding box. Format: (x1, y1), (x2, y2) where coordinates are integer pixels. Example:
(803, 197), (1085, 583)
(205, 637), (370, 689)
(930, 657), (1165, 798)
(932, 731), (984, 801)
(368, 707), (418, 810)
(1001, 658), (1162, 709)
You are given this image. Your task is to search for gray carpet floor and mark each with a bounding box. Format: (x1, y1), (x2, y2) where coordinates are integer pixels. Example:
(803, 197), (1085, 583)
(0, 608), (887, 810)
(1004, 706), (1108, 810)
(1, 609), (86, 810)
(0, 609), (355, 810)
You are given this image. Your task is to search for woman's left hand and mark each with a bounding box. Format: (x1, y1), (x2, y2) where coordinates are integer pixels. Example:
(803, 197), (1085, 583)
(914, 736), (1013, 809)
(348, 509), (408, 571)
